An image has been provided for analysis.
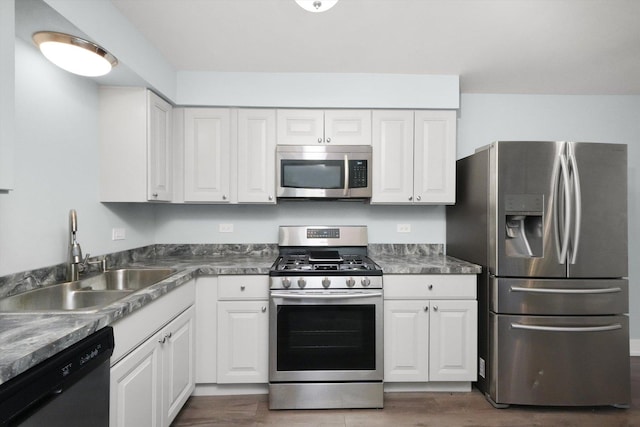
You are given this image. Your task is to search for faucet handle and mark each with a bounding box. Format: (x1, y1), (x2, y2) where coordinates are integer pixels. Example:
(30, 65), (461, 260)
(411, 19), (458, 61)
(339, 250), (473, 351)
(84, 254), (108, 273)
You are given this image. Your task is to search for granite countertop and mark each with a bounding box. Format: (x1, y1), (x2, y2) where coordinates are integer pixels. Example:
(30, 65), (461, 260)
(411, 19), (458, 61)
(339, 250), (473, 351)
(0, 246), (480, 386)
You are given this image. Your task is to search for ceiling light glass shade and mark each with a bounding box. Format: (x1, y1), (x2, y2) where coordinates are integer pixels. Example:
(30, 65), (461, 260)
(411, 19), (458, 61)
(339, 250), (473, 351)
(32, 32), (118, 77)
(295, 0), (339, 13)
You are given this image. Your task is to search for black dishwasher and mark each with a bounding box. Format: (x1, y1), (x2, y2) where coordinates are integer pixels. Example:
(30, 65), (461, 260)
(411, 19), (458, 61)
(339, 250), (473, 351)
(0, 326), (114, 426)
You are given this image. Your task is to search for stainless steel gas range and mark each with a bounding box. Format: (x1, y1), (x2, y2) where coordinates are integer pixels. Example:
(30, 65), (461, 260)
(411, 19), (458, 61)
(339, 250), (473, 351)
(268, 225), (384, 410)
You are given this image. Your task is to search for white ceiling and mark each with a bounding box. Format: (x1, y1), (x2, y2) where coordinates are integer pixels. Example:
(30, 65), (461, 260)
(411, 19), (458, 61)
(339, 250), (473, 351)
(109, 0), (640, 95)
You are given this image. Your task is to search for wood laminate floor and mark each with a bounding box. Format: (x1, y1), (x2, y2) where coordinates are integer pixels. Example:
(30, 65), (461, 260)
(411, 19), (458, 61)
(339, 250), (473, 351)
(171, 358), (640, 427)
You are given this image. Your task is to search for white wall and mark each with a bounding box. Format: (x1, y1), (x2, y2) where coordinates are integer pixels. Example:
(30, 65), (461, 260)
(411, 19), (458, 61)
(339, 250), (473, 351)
(457, 93), (640, 339)
(0, 38), (156, 276)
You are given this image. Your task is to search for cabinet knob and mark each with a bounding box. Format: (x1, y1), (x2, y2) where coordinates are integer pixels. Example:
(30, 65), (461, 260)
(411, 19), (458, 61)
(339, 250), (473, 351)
(261, 306), (267, 313)
(268, 195), (273, 201)
(428, 284), (433, 290)
(433, 305), (439, 312)
(318, 138), (323, 143)
(152, 193), (158, 198)
(158, 337), (166, 344)
(417, 196), (422, 201)
(240, 285), (246, 291)
(408, 196), (413, 201)
(222, 194), (227, 200)
(424, 306), (429, 312)
(326, 137), (331, 143)
(166, 332), (172, 339)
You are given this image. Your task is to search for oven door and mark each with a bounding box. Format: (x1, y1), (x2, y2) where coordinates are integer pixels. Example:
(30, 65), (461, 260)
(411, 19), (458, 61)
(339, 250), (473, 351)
(269, 289), (383, 382)
(276, 145), (372, 199)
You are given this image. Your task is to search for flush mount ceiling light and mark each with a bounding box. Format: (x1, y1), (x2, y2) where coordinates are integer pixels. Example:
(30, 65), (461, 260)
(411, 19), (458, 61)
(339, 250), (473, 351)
(32, 31), (118, 77)
(295, 0), (339, 13)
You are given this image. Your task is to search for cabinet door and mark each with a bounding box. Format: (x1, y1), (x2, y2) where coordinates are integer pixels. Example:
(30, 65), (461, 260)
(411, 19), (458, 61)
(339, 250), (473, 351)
(371, 110), (415, 204)
(384, 300), (429, 382)
(195, 277), (217, 383)
(217, 300), (269, 383)
(276, 109), (324, 145)
(413, 110), (456, 204)
(429, 300), (477, 381)
(237, 109), (276, 203)
(110, 331), (162, 427)
(324, 110), (371, 145)
(162, 306), (196, 427)
(184, 108), (231, 202)
(147, 91), (173, 201)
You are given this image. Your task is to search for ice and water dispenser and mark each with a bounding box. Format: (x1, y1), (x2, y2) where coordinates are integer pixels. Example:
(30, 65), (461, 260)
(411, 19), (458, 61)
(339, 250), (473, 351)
(504, 194), (543, 258)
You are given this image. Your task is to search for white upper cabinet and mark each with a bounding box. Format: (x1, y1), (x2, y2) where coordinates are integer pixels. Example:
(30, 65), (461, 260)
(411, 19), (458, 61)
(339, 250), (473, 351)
(371, 110), (415, 204)
(277, 109), (371, 145)
(100, 88), (173, 202)
(413, 110), (457, 204)
(237, 109), (277, 203)
(183, 108), (231, 203)
(371, 110), (456, 204)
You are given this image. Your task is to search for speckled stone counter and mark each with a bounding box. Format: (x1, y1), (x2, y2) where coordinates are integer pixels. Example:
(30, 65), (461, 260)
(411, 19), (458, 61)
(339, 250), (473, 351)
(0, 243), (479, 386)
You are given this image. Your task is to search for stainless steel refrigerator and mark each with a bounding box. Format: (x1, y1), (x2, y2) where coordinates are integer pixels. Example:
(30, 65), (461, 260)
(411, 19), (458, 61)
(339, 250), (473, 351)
(447, 141), (629, 408)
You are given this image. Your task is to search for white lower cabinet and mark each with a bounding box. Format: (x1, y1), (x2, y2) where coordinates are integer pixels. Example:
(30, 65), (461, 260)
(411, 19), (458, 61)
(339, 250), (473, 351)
(384, 275), (477, 385)
(110, 282), (195, 427)
(216, 276), (269, 384)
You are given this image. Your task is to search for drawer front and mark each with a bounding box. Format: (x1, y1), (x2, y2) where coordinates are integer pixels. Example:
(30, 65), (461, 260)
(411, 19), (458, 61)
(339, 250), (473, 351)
(384, 275), (476, 299)
(491, 313), (630, 406)
(218, 275), (269, 300)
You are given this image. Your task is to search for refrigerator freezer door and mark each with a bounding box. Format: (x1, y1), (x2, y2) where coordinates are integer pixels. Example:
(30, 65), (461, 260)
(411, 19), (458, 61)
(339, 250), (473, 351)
(567, 143), (627, 278)
(489, 313), (630, 407)
(493, 141), (567, 277)
(490, 276), (628, 315)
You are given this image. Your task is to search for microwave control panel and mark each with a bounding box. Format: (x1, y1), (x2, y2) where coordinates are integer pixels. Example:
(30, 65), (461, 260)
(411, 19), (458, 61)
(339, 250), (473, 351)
(348, 160), (368, 188)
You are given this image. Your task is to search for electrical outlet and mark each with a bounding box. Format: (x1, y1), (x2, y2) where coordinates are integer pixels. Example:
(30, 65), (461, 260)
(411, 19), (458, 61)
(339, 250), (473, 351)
(219, 223), (234, 233)
(397, 224), (411, 233)
(112, 228), (126, 240)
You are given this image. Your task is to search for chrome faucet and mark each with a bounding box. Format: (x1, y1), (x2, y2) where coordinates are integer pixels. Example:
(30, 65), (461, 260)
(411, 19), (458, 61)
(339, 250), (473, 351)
(68, 209), (84, 281)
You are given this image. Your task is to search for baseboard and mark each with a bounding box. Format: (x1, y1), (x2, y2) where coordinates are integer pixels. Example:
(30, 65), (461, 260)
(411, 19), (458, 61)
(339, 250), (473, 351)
(630, 339), (640, 356)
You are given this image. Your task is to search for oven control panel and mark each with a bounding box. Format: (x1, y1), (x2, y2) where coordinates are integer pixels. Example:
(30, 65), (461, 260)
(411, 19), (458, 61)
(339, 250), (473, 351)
(270, 275), (382, 290)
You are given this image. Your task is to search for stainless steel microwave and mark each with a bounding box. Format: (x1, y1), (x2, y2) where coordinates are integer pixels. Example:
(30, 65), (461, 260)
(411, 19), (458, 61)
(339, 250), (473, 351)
(276, 145), (372, 199)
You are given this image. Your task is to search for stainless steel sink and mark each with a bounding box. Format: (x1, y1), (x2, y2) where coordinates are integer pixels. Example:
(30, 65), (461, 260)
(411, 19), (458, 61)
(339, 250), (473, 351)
(78, 268), (176, 291)
(0, 268), (176, 313)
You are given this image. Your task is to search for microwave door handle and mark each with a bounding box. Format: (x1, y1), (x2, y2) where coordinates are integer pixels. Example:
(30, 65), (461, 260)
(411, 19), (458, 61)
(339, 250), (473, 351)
(343, 154), (349, 196)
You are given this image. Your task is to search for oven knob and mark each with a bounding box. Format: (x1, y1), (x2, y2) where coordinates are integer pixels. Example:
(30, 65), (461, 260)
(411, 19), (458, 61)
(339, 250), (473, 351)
(281, 278), (291, 289)
(361, 277), (371, 287)
(297, 278), (306, 288)
(322, 277), (331, 288)
(346, 277), (356, 287)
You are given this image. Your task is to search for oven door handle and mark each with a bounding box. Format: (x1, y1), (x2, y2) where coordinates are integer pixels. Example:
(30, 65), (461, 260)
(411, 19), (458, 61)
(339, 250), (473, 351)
(270, 292), (382, 300)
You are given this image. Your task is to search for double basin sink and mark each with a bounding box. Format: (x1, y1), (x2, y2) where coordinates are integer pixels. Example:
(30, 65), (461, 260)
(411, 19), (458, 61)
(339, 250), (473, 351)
(0, 268), (176, 313)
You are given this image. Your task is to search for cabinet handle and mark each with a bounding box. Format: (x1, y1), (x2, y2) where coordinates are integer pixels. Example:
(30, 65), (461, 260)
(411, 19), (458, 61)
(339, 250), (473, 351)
(318, 138), (323, 143)
(152, 193), (158, 198)
(433, 305), (439, 312)
(326, 137), (331, 143)
(428, 284), (433, 290)
(261, 306), (267, 313)
(165, 332), (172, 339)
(417, 196), (422, 201)
(240, 285), (246, 291)
(424, 306), (429, 312)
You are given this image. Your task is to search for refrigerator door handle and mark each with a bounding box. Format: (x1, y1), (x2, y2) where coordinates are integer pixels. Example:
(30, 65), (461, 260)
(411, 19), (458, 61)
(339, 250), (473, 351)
(568, 143), (582, 264)
(557, 152), (571, 264)
(510, 286), (622, 294)
(510, 323), (622, 333)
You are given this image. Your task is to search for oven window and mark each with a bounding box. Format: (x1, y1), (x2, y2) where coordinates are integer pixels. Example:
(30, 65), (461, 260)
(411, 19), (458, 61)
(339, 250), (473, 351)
(276, 304), (376, 371)
(281, 160), (344, 189)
